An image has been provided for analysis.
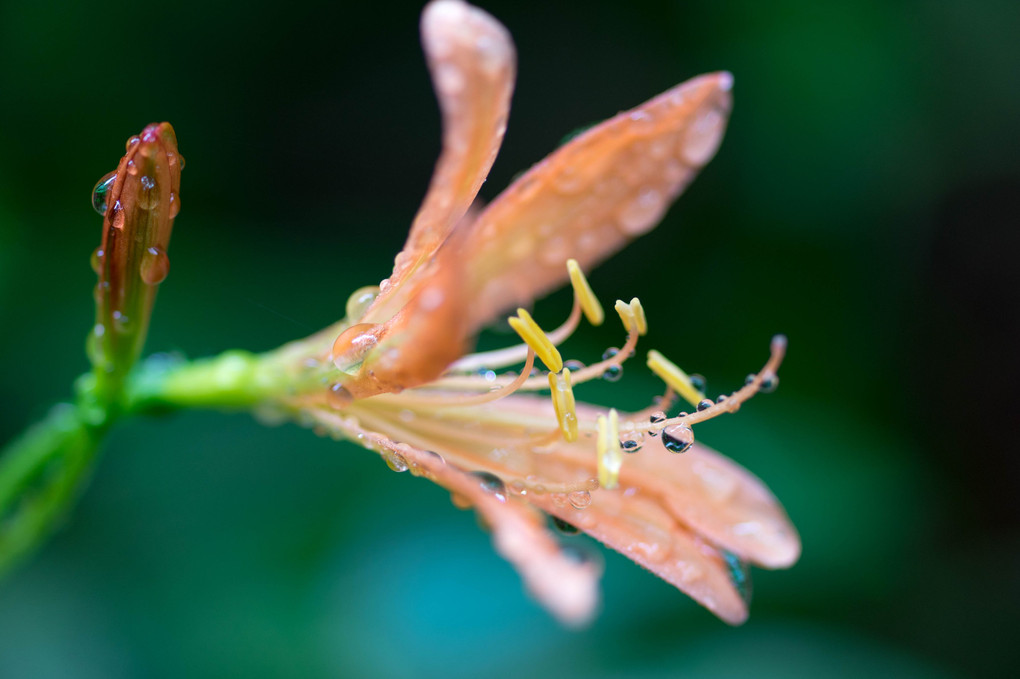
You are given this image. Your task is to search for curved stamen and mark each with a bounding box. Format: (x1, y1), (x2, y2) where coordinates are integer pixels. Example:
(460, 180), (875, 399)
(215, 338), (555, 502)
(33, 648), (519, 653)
(444, 298), (582, 376)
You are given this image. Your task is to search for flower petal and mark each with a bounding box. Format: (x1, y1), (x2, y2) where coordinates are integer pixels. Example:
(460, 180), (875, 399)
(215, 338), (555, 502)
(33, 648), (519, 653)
(365, 0), (516, 324)
(459, 72), (733, 329)
(337, 394), (796, 622)
(308, 406), (601, 626)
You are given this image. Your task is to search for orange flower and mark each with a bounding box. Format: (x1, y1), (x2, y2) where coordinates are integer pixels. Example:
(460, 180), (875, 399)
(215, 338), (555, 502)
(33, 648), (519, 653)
(293, 0), (798, 626)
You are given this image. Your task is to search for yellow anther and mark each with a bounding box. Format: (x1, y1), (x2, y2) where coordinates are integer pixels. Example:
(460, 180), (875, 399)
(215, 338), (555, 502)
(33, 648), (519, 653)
(629, 297), (647, 336)
(646, 349), (706, 408)
(615, 299), (640, 335)
(597, 409), (622, 489)
(508, 308), (563, 373)
(566, 259), (604, 326)
(548, 368), (579, 442)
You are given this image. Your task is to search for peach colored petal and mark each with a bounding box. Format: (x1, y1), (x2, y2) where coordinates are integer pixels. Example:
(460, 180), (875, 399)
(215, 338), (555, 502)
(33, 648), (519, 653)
(333, 392), (796, 622)
(365, 0), (515, 324)
(308, 407), (601, 626)
(458, 72), (733, 329)
(529, 485), (749, 625)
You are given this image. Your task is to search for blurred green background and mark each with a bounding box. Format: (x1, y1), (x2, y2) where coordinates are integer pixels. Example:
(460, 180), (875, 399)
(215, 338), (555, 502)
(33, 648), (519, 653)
(1, 0), (1018, 676)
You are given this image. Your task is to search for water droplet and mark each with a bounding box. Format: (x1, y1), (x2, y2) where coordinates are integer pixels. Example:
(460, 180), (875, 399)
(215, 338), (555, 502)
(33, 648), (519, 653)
(689, 373), (707, 393)
(662, 423), (694, 453)
(551, 516), (579, 534)
(620, 430), (644, 453)
(722, 550), (753, 605)
(110, 201), (125, 229)
(139, 246), (170, 285)
(125, 136), (140, 152)
(759, 372), (779, 393)
(111, 309), (130, 332)
(331, 322), (382, 373)
(168, 191), (181, 218)
(602, 365), (622, 382)
(90, 247), (104, 274)
(716, 394), (728, 405)
(697, 399), (713, 411)
(91, 171), (116, 215)
(563, 359), (586, 372)
(138, 176), (158, 209)
(345, 286), (380, 321)
(326, 383), (353, 409)
(682, 106), (726, 166)
(384, 452), (409, 473)
(745, 373), (756, 386)
(472, 471), (507, 503)
(616, 187), (666, 235)
(126, 159), (139, 175)
(568, 490), (592, 509)
(602, 347), (619, 361)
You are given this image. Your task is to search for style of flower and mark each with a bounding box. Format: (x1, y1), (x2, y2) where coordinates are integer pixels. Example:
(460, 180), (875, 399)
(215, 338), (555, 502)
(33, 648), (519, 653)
(281, 0), (799, 626)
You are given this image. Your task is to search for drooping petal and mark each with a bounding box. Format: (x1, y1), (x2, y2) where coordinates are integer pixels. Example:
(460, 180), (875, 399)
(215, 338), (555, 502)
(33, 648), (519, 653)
(458, 71), (733, 329)
(333, 394), (797, 623)
(364, 0), (516, 324)
(307, 406), (601, 626)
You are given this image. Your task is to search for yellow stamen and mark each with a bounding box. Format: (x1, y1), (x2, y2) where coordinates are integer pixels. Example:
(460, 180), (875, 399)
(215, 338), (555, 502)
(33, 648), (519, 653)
(646, 349), (705, 408)
(614, 299), (639, 335)
(508, 309), (563, 373)
(629, 297), (647, 336)
(548, 368), (579, 442)
(566, 259), (604, 326)
(597, 409), (622, 489)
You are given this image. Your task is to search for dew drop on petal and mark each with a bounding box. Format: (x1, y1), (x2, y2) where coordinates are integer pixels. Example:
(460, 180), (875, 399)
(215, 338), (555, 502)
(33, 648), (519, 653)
(681, 106), (726, 166)
(168, 191), (181, 218)
(331, 322), (382, 373)
(568, 490), (592, 509)
(472, 471), (507, 503)
(551, 516), (580, 534)
(345, 286), (380, 321)
(662, 423), (694, 454)
(90, 247), (104, 274)
(91, 171), (116, 215)
(139, 246), (170, 285)
(384, 452), (409, 473)
(616, 187), (667, 236)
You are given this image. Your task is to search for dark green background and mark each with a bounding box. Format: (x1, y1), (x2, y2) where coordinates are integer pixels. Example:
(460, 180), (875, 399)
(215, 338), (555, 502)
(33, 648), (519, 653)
(1, 0), (1017, 676)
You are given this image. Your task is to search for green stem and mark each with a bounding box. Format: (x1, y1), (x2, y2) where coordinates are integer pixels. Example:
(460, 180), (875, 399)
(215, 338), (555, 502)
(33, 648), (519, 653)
(0, 402), (107, 577)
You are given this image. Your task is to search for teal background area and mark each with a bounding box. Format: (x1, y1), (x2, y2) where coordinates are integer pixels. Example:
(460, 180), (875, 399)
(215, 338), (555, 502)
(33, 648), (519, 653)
(1, 0), (1018, 676)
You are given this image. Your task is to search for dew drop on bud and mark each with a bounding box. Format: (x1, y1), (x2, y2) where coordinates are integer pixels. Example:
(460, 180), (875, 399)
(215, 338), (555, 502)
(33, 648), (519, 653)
(662, 423), (694, 454)
(139, 246), (170, 285)
(138, 175), (158, 209)
(90, 247), (104, 274)
(168, 192), (181, 218)
(91, 171), (116, 215)
(472, 471), (507, 503)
